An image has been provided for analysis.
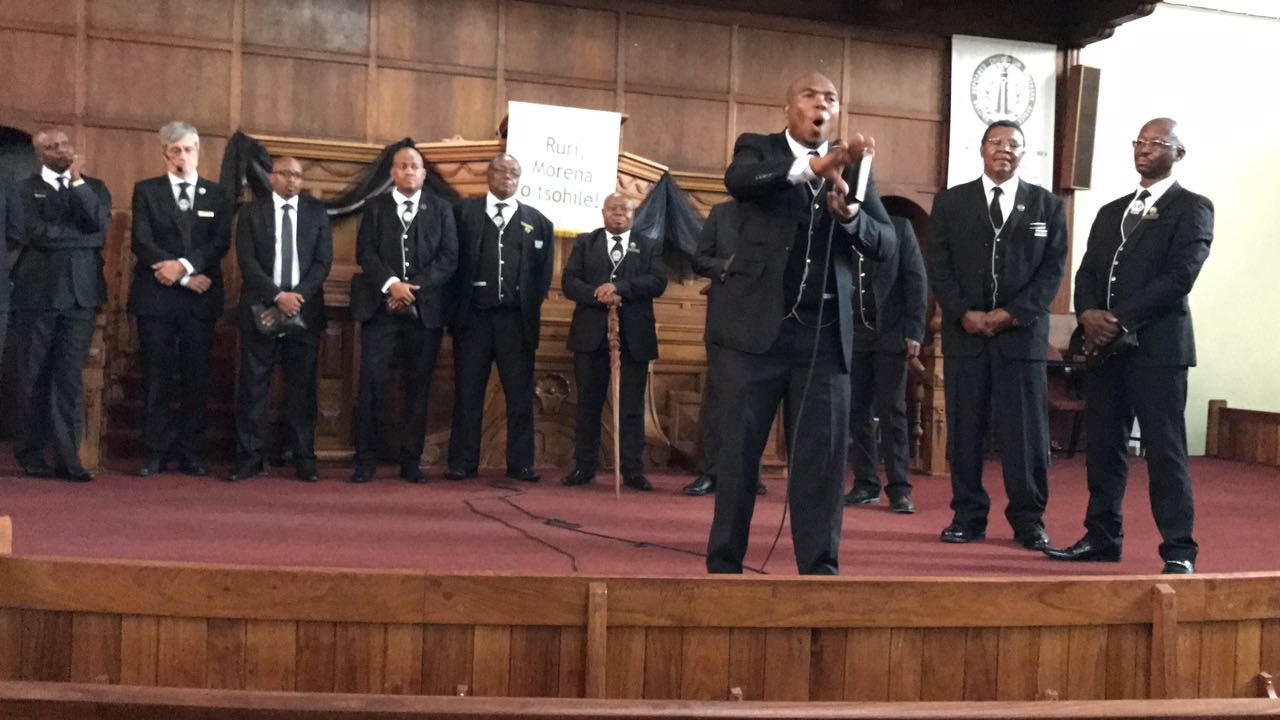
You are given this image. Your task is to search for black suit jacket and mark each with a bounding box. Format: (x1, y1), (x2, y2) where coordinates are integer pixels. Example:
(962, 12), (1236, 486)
(712, 131), (896, 371)
(127, 175), (233, 319)
(928, 177), (1067, 360)
(235, 194), (333, 331)
(693, 199), (740, 344)
(1, 183), (25, 315)
(11, 173), (110, 311)
(562, 228), (667, 362)
(448, 197), (555, 348)
(857, 215), (928, 354)
(353, 191), (459, 328)
(1075, 182), (1212, 367)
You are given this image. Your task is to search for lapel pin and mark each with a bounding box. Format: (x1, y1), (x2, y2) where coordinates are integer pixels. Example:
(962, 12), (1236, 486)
(1016, 203), (1025, 212)
(197, 186), (206, 195)
(521, 221), (533, 233)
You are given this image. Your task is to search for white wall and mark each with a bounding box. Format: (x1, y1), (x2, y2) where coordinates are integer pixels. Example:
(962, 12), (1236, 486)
(1075, 2), (1280, 454)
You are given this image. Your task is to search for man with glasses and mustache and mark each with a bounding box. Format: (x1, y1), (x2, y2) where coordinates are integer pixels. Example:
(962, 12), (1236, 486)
(928, 120), (1067, 552)
(1045, 118), (1212, 575)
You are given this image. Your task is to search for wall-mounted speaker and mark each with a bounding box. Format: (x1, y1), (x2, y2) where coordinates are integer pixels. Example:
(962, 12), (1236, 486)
(1059, 65), (1100, 191)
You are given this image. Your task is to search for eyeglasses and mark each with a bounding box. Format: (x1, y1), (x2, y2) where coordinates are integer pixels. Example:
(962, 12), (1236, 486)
(984, 139), (1024, 152)
(1131, 139), (1181, 151)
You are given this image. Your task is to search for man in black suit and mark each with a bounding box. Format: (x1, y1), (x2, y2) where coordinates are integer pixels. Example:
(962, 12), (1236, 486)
(229, 157), (333, 483)
(444, 154), (554, 483)
(704, 72), (897, 575)
(10, 129), (110, 482)
(1045, 118), (1212, 575)
(129, 121), (232, 477)
(561, 192), (668, 491)
(844, 215), (927, 514)
(0, 182), (20, 385)
(928, 120), (1067, 550)
(351, 145), (458, 484)
(684, 200), (766, 498)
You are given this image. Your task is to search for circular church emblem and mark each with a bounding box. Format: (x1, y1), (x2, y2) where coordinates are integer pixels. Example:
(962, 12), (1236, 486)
(970, 54), (1037, 125)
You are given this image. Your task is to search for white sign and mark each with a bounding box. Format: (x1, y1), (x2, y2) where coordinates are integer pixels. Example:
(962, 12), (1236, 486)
(948, 35), (1057, 188)
(506, 101), (622, 233)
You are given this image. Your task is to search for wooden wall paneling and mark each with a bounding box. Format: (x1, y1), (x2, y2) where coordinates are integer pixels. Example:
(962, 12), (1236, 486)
(0, 608), (19, 680)
(1036, 626), (1071, 700)
(0, 0), (77, 27)
(68, 613), (120, 685)
(156, 617), (208, 688)
(119, 615), (159, 686)
(807, 627), (846, 701)
(1065, 625), (1107, 699)
(86, 0), (235, 41)
(726, 628), (766, 701)
(421, 624), (473, 696)
(505, 81), (617, 114)
(292, 621), (336, 692)
(678, 627), (730, 700)
(333, 622), (386, 694)
(18, 610), (71, 682)
(886, 627), (923, 701)
(846, 40), (945, 116)
(843, 627), (890, 701)
(623, 94), (728, 173)
(381, 623), (423, 695)
(507, 626), (560, 698)
(734, 102), (783, 138)
(962, 626), (999, 701)
(556, 626), (585, 698)
(242, 620), (297, 692)
(240, 55), (367, 140)
(623, 14), (730, 94)
(1262, 619), (1280, 687)
(504, 2), (617, 83)
(1233, 620), (1262, 698)
(994, 626), (1038, 700)
(1104, 623), (1142, 699)
(761, 628), (810, 701)
(378, 0), (498, 67)
(0, 29), (78, 116)
(243, 0), (369, 55)
(605, 626), (645, 699)
(1177, 621), (1203, 699)
(847, 113), (943, 191)
(641, 627), (682, 699)
(734, 27), (844, 102)
(470, 625), (510, 696)
(919, 627), (966, 700)
(86, 40), (231, 131)
(205, 618), (247, 690)
(372, 70), (497, 143)
(1199, 621), (1239, 697)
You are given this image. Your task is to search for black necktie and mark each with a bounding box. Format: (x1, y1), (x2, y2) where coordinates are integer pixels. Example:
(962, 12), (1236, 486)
(989, 186), (1004, 229)
(57, 176), (69, 192)
(400, 199), (414, 229)
(610, 235), (624, 268)
(1122, 189), (1151, 239)
(280, 204), (294, 292)
(178, 182), (192, 212)
(807, 150), (821, 194)
(494, 202), (507, 235)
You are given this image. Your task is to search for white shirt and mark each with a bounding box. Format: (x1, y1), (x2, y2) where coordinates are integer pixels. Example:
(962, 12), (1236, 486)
(272, 192), (300, 292)
(1130, 174), (1177, 213)
(783, 130), (860, 232)
(981, 173), (1019, 231)
(604, 228), (632, 263)
(486, 193), (518, 228)
(40, 165), (71, 191)
(382, 188), (424, 292)
(167, 171), (200, 284)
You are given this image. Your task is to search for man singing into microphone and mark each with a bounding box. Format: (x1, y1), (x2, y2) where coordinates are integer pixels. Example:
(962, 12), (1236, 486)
(705, 72), (896, 575)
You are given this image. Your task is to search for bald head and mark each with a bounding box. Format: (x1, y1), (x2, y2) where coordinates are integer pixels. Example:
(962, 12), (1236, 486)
(33, 128), (75, 173)
(602, 192), (636, 234)
(784, 73), (840, 148)
(1133, 117), (1185, 186)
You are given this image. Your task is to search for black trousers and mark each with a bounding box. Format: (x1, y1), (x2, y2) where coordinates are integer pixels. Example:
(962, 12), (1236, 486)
(849, 343), (911, 495)
(696, 342), (722, 477)
(353, 313), (442, 469)
(706, 319), (849, 575)
(447, 306), (536, 472)
(13, 308), (95, 471)
(1083, 360), (1196, 563)
(944, 348), (1049, 535)
(136, 312), (217, 462)
(233, 319), (320, 468)
(571, 341), (648, 476)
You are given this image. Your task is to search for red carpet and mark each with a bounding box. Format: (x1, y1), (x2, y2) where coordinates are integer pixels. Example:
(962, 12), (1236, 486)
(0, 450), (1275, 577)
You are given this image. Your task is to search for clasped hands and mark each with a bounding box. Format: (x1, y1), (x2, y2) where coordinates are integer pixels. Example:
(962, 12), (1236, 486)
(151, 260), (211, 294)
(387, 281), (420, 311)
(1077, 309), (1123, 355)
(811, 134), (875, 224)
(593, 282), (622, 307)
(962, 309), (1016, 337)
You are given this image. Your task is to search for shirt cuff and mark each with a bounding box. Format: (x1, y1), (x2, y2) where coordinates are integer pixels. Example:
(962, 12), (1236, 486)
(178, 258), (194, 275)
(179, 275), (190, 288)
(787, 156), (818, 185)
(840, 211), (862, 234)
(380, 276), (400, 294)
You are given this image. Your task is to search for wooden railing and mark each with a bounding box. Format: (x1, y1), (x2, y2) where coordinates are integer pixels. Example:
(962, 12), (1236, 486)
(1207, 400), (1280, 467)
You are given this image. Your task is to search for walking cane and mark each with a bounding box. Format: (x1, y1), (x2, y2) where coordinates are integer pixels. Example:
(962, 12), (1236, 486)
(608, 303), (622, 500)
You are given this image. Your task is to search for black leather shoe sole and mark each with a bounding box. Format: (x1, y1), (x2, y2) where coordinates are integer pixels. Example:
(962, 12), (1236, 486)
(844, 489), (881, 506)
(444, 468), (477, 481)
(562, 471), (595, 487)
(506, 468), (540, 482)
(1013, 530), (1051, 551)
(888, 495), (916, 514)
(1042, 540), (1121, 562)
(683, 477), (715, 496)
(940, 526), (986, 544)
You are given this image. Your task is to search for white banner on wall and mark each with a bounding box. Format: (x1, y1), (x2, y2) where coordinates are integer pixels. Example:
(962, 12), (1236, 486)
(505, 101), (622, 233)
(948, 35), (1057, 188)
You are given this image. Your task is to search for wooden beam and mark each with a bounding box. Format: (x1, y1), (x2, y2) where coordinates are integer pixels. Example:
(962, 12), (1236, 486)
(584, 582), (609, 699)
(1149, 583), (1177, 700)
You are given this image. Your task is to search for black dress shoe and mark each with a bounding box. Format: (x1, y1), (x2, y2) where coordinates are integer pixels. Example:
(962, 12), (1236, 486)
(294, 464), (319, 483)
(940, 524), (986, 544)
(178, 459), (208, 477)
(506, 467), (540, 482)
(1162, 560), (1194, 575)
(55, 467), (93, 483)
(444, 468), (477, 481)
(888, 493), (916, 514)
(138, 458), (164, 477)
(623, 474), (653, 492)
(19, 461), (55, 478)
(350, 467), (375, 484)
(1042, 537), (1121, 562)
(561, 468), (595, 487)
(400, 465), (427, 484)
(755, 482), (767, 496)
(844, 485), (881, 506)
(227, 461), (263, 483)
(1013, 527), (1051, 551)
(683, 475), (715, 496)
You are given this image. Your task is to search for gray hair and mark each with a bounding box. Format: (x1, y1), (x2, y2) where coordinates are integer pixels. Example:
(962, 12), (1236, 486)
(159, 121), (200, 148)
